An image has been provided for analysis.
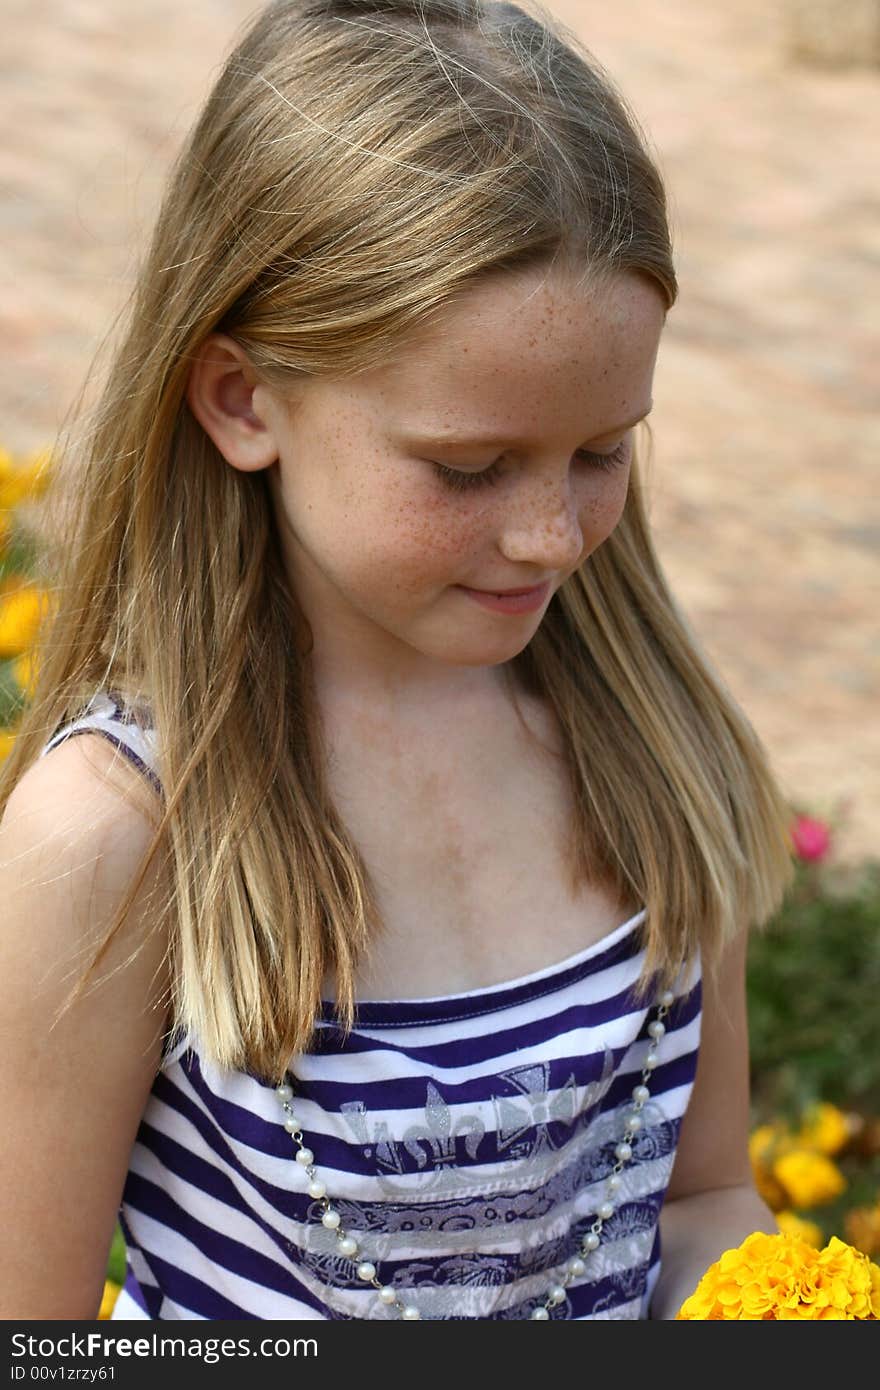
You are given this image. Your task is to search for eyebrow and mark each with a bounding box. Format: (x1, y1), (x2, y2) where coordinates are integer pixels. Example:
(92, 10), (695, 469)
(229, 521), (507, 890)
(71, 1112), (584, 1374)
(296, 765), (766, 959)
(406, 403), (653, 448)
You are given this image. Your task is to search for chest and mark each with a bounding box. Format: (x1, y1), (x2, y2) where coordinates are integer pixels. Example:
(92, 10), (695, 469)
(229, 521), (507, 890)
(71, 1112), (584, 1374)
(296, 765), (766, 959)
(321, 696), (638, 1000)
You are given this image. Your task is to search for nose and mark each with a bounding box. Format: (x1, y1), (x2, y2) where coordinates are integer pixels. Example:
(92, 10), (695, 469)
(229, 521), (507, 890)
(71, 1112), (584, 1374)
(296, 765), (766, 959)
(495, 468), (586, 573)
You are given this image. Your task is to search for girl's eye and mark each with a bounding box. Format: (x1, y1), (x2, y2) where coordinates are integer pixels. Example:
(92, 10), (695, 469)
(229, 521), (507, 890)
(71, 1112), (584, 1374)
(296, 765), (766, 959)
(430, 440), (631, 493)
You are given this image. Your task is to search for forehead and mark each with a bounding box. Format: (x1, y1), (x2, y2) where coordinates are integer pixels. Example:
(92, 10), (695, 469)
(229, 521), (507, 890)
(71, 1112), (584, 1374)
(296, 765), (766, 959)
(351, 267), (667, 437)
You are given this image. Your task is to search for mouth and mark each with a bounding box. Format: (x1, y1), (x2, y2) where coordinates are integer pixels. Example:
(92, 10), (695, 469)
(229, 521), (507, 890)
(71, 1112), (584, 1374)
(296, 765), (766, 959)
(468, 582), (551, 596)
(455, 580), (552, 613)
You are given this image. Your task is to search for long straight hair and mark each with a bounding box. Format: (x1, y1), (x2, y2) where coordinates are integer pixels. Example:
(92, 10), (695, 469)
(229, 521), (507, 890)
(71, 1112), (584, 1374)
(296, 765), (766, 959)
(1, 0), (795, 1082)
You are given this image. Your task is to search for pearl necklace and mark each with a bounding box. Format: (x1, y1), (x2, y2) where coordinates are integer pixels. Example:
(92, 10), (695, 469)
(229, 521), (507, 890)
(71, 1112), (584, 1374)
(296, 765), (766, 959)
(275, 989), (674, 1320)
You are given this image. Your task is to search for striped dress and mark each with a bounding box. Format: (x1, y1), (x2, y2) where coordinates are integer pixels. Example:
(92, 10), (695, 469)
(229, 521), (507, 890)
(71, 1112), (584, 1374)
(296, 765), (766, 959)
(40, 690), (702, 1320)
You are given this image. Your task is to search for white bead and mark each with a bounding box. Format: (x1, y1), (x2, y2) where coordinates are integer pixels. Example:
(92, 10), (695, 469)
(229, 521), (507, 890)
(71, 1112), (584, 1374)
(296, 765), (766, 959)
(378, 1286), (397, 1304)
(659, 990), (675, 1008)
(632, 1084), (649, 1104)
(598, 1201), (614, 1220)
(583, 1232), (600, 1251)
(321, 1209), (341, 1230)
(296, 1147), (314, 1166)
(401, 1305), (421, 1320)
(607, 1174), (622, 1192)
(338, 1235), (358, 1257)
(648, 1020), (666, 1040)
(276, 1083), (293, 1101)
(357, 1261), (377, 1282)
(548, 1285), (566, 1305)
(283, 1116), (299, 1133)
(644, 1051), (659, 1070)
(624, 1113), (643, 1132)
(614, 1142), (632, 1162)
(531, 1307), (550, 1320)
(566, 1257), (586, 1278)
(307, 1178), (326, 1199)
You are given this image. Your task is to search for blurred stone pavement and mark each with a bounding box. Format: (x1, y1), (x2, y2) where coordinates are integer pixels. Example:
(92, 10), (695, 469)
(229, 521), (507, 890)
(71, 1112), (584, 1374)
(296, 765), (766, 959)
(1, 0), (877, 861)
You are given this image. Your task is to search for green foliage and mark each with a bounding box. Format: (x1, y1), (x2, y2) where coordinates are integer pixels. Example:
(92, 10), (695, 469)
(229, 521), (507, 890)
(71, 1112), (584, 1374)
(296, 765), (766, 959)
(106, 1224), (127, 1287)
(747, 858), (880, 1124)
(0, 521), (39, 584)
(0, 657), (25, 730)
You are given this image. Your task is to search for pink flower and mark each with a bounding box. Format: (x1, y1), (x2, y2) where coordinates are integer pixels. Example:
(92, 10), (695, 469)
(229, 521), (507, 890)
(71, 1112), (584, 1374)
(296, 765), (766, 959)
(790, 814), (831, 863)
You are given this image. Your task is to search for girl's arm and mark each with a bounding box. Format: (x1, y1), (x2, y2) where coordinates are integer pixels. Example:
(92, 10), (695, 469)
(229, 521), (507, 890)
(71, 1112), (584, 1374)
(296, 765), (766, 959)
(649, 917), (778, 1320)
(0, 736), (170, 1319)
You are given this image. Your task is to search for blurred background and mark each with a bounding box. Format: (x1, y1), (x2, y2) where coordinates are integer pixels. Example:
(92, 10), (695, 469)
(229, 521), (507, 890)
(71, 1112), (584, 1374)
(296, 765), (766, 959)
(1, 0), (879, 1305)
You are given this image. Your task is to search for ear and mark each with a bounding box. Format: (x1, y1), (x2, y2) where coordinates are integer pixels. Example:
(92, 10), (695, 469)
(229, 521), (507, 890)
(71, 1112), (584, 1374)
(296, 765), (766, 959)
(185, 333), (281, 472)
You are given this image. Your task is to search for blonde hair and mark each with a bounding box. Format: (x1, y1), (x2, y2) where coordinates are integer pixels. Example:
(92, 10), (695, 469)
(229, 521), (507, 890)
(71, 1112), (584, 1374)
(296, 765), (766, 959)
(1, 0), (795, 1082)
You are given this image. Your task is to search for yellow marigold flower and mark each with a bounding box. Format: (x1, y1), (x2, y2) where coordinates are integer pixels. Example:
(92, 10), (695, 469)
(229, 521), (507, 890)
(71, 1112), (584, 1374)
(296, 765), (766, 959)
(749, 1124), (790, 1211)
(845, 1203), (880, 1258)
(772, 1149), (846, 1210)
(0, 727), (18, 763)
(12, 646), (39, 695)
(0, 447), (53, 508)
(19, 446), (54, 498)
(753, 1165), (788, 1213)
(776, 1210), (823, 1247)
(793, 1102), (852, 1157)
(98, 1280), (120, 1320)
(818, 1237), (880, 1319)
(749, 1124), (780, 1165)
(0, 584), (52, 658)
(676, 1231), (880, 1320)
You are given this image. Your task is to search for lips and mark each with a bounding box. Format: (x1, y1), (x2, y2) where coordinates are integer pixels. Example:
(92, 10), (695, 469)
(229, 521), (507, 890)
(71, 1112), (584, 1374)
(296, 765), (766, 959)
(472, 583), (549, 596)
(456, 581), (552, 613)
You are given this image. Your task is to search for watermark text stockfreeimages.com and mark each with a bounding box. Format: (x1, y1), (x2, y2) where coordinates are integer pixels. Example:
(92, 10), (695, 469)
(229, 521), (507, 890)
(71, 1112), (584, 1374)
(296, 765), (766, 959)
(10, 1332), (317, 1367)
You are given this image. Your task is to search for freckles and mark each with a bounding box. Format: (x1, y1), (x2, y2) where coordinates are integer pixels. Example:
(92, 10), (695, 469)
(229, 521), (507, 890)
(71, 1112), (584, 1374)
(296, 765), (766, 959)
(591, 476), (630, 534)
(406, 504), (472, 559)
(568, 469), (628, 541)
(377, 488), (466, 595)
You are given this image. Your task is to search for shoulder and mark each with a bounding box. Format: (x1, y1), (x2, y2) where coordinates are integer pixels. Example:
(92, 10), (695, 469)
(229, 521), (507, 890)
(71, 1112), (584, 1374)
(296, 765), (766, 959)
(1, 712), (173, 1075)
(0, 726), (172, 1317)
(1, 725), (171, 1027)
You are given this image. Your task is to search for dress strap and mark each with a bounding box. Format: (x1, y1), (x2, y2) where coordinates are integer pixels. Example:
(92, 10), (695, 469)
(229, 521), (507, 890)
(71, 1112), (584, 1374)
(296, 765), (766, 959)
(40, 690), (163, 799)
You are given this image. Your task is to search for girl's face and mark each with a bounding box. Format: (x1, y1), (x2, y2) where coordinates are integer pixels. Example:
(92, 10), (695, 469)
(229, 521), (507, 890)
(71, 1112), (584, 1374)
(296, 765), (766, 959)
(197, 266), (666, 709)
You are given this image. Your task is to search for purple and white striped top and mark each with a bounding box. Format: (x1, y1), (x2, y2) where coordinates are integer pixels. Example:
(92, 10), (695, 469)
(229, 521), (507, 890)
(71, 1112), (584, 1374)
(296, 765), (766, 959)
(41, 690), (702, 1320)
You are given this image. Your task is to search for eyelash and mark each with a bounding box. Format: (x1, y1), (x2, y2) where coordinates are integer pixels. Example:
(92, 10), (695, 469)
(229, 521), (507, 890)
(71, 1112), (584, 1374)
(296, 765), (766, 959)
(430, 440), (631, 493)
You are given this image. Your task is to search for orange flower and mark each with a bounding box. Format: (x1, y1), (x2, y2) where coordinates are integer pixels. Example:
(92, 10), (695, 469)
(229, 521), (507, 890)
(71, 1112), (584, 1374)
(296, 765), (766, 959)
(845, 1203), (880, 1258)
(851, 1116), (880, 1159)
(676, 1231), (880, 1320)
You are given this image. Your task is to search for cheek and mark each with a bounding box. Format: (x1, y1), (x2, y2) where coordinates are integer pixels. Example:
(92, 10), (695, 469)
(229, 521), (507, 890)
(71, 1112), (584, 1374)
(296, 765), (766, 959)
(381, 495), (475, 571)
(581, 469), (631, 538)
(333, 474), (471, 594)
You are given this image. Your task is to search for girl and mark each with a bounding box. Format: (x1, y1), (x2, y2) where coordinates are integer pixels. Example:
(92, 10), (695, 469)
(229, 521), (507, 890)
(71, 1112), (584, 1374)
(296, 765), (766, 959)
(0, 0), (794, 1321)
